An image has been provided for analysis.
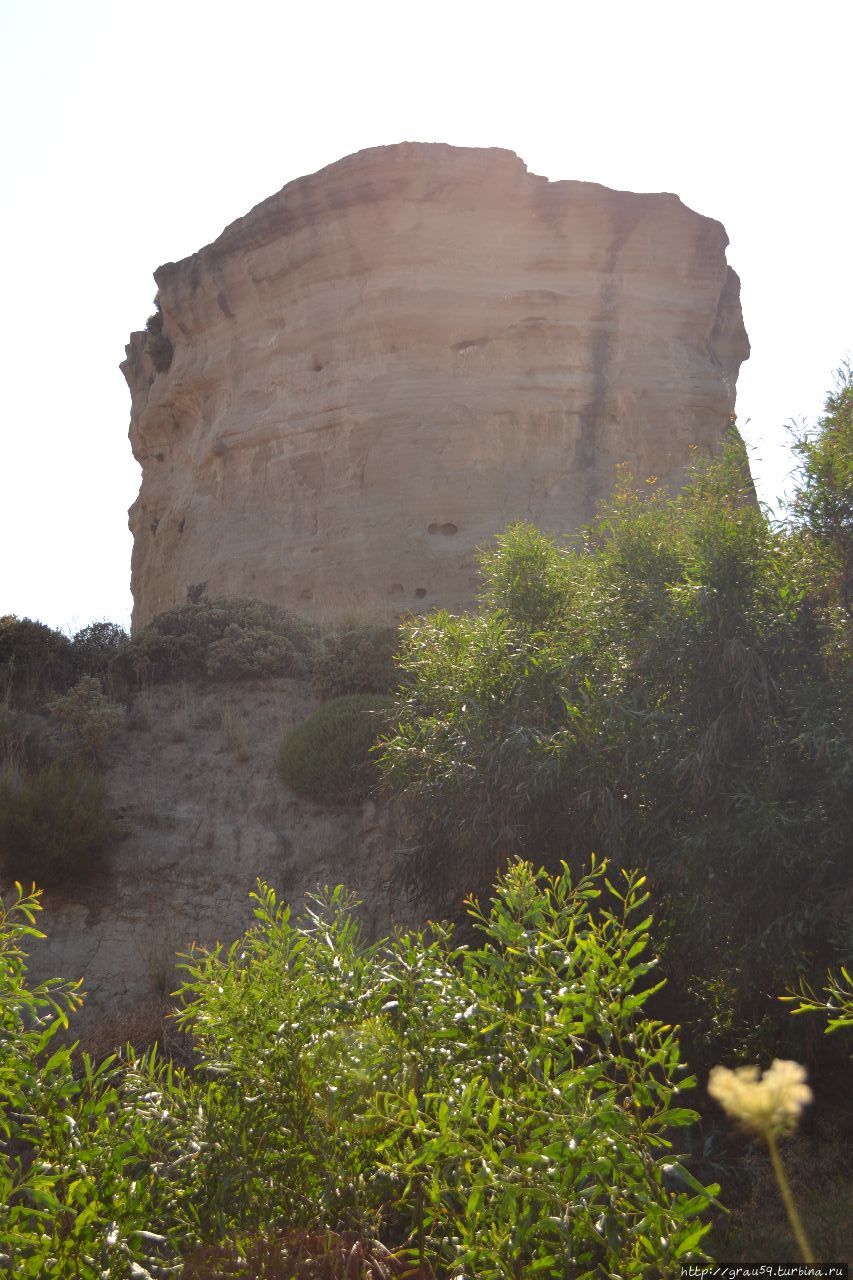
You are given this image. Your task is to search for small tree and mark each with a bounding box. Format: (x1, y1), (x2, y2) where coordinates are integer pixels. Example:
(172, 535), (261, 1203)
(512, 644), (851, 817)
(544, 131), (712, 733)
(47, 675), (124, 764)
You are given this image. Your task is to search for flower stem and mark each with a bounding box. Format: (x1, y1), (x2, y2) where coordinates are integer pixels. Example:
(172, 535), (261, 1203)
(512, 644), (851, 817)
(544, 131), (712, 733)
(766, 1131), (814, 1263)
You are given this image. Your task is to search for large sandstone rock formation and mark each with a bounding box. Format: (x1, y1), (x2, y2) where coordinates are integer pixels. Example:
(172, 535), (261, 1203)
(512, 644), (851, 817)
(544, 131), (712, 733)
(123, 143), (749, 627)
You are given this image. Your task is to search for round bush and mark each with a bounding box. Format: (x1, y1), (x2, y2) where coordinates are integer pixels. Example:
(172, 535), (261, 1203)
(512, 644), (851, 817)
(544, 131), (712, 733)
(277, 695), (392, 804)
(47, 675), (125, 764)
(71, 621), (129, 665)
(312, 622), (400, 701)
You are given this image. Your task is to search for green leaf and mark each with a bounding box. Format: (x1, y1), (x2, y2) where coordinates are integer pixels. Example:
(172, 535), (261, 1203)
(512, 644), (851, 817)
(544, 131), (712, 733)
(487, 1097), (500, 1134)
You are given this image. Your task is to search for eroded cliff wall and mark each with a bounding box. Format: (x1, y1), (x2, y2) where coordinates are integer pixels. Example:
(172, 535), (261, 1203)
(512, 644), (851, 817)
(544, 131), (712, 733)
(123, 143), (749, 626)
(24, 677), (407, 1044)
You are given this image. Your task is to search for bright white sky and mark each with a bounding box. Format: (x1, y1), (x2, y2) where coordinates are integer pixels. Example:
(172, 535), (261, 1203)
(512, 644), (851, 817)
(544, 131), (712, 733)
(1, 0), (850, 632)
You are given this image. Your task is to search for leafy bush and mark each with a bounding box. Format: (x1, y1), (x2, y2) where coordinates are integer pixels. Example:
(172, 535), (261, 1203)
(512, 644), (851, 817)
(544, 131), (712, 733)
(0, 884), (171, 1278)
(119, 598), (317, 685)
(0, 863), (716, 1277)
(789, 362), (853, 610)
(0, 615), (75, 701)
(0, 617), (131, 708)
(312, 621), (400, 700)
(277, 694), (391, 803)
(47, 675), (124, 764)
(380, 430), (852, 1067)
(205, 622), (305, 681)
(164, 862), (716, 1276)
(70, 620), (129, 671)
(0, 762), (116, 887)
(181, 1230), (423, 1278)
(784, 966), (853, 1037)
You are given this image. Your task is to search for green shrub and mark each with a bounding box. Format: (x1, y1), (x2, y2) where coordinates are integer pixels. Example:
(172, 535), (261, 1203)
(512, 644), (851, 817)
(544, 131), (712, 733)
(380, 428), (853, 1069)
(120, 598), (317, 685)
(277, 694), (391, 803)
(0, 762), (116, 887)
(47, 675), (125, 764)
(312, 621), (400, 700)
(70, 620), (129, 670)
(790, 362), (853, 608)
(0, 617), (130, 708)
(0, 865), (716, 1276)
(160, 862), (717, 1274)
(0, 615), (75, 701)
(0, 884), (169, 1277)
(206, 622), (304, 681)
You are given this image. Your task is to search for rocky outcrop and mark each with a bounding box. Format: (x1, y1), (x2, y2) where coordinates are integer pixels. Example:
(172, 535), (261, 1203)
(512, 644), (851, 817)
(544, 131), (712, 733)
(123, 143), (749, 627)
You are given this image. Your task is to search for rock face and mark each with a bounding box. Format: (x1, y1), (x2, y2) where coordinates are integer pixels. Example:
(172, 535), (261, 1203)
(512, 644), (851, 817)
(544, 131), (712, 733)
(124, 143), (749, 627)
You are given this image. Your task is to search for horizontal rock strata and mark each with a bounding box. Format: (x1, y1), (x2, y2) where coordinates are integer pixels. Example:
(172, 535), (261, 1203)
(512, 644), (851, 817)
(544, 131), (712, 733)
(123, 143), (749, 626)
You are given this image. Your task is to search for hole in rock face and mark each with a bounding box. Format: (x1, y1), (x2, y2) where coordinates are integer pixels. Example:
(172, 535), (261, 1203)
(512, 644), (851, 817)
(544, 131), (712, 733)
(299, 588), (315, 601)
(155, 452), (165, 462)
(177, 517), (186, 534)
(312, 359), (324, 372)
(415, 587), (427, 599)
(390, 583), (405, 598)
(428, 522), (458, 536)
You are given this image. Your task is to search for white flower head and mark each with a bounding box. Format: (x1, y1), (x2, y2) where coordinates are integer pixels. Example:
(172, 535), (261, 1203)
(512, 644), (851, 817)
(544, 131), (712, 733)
(708, 1059), (812, 1137)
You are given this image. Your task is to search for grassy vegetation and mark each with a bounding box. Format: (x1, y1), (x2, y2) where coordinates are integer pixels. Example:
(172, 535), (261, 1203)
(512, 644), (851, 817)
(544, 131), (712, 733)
(0, 762), (116, 888)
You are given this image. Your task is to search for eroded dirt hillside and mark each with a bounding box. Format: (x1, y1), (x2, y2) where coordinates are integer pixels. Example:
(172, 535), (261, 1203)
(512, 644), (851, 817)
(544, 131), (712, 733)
(24, 677), (408, 1044)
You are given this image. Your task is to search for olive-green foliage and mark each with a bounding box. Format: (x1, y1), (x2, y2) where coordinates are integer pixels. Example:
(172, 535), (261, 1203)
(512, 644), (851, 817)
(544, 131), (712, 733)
(70, 621), (129, 672)
(47, 675), (124, 764)
(312, 621), (400, 700)
(380, 423), (852, 1066)
(0, 615), (76, 700)
(784, 966), (853, 1036)
(120, 598), (317, 685)
(0, 617), (130, 708)
(790, 363), (853, 610)
(0, 762), (116, 887)
(0, 865), (719, 1277)
(0, 885), (165, 1279)
(277, 694), (391, 803)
